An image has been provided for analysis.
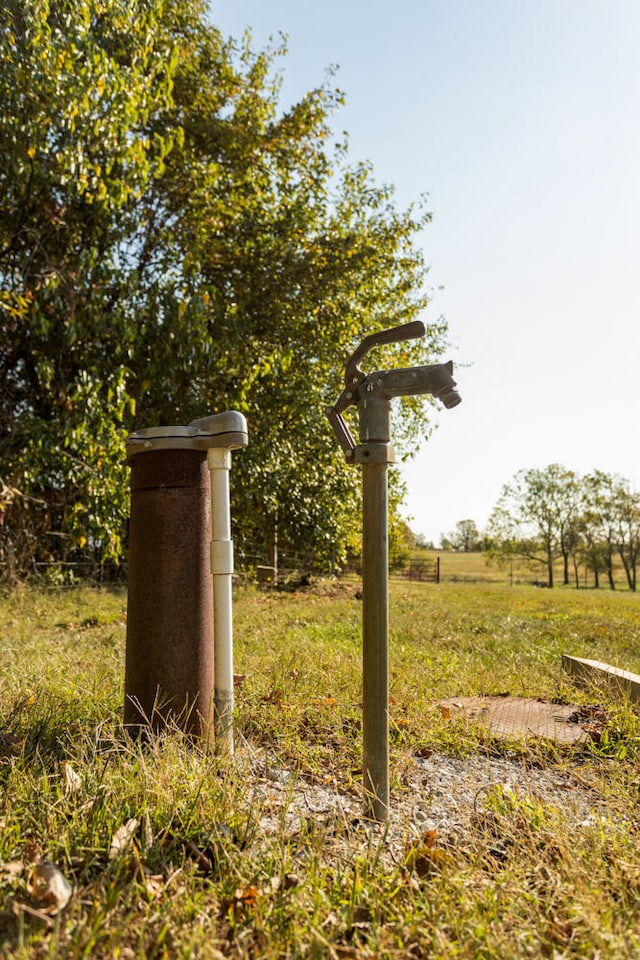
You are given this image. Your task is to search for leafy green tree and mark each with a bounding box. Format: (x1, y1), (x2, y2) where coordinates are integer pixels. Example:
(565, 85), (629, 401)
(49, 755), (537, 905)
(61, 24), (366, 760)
(580, 470), (619, 589)
(0, 0), (180, 577)
(609, 479), (640, 592)
(486, 465), (580, 588)
(126, 19), (445, 568)
(448, 518), (479, 552)
(0, 0), (447, 579)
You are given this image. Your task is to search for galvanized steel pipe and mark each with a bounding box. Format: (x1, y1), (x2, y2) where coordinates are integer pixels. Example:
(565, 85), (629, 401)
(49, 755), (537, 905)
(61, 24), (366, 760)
(361, 457), (390, 821)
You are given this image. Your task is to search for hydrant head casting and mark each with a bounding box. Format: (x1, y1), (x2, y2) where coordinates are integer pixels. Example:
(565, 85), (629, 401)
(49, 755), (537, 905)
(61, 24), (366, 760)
(326, 321), (461, 460)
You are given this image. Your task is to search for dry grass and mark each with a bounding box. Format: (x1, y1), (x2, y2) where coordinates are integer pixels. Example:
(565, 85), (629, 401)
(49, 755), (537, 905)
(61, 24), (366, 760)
(1, 580), (640, 957)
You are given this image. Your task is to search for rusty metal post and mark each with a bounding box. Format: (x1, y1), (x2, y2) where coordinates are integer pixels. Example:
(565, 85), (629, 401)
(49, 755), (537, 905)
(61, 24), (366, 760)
(125, 449), (213, 738)
(125, 413), (248, 741)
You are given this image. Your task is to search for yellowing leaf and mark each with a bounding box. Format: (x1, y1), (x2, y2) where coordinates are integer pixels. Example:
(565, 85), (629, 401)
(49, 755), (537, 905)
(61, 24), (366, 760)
(234, 884), (259, 908)
(404, 829), (452, 877)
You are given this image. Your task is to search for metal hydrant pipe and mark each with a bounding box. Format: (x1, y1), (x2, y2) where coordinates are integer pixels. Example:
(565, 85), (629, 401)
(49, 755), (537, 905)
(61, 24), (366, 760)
(326, 321), (462, 823)
(362, 458), (390, 821)
(207, 447), (235, 754)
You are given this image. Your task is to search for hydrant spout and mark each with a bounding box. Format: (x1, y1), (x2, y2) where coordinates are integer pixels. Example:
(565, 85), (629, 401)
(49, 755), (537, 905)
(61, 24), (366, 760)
(369, 361), (461, 408)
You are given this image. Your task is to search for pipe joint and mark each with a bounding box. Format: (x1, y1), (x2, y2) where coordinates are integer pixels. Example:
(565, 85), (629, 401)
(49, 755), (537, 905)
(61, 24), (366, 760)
(211, 539), (234, 576)
(354, 443), (396, 464)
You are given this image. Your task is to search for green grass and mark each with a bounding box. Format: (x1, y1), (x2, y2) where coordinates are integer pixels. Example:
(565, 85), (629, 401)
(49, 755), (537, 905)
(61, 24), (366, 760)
(1, 580), (640, 957)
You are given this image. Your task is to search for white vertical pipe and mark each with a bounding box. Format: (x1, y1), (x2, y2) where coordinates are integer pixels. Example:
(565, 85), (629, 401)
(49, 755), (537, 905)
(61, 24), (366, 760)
(207, 447), (234, 755)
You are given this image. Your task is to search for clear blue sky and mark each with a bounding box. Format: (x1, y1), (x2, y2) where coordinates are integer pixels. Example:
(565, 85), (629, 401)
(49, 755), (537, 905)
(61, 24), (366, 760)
(212, 0), (640, 544)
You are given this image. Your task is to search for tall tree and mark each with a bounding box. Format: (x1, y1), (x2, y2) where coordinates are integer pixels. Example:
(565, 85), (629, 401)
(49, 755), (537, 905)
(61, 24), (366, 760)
(610, 480), (640, 592)
(486, 464), (580, 588)
(0, 0), (447, 579)
(0, 0), (180, 576)
(448, 518), (479, 552)
(580, 470), (619, 590)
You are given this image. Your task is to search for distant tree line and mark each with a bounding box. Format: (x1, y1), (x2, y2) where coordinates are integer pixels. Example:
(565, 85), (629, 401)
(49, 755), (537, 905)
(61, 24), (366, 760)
(484, 464), (640, 590)
(0, 0), (447, 582)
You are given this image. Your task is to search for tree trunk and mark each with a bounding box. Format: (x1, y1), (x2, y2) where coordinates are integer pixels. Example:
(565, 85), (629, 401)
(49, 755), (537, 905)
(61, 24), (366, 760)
(619, 550), (633, 591)
(606, 552), (616, 590)
(547, 545), (554, 588)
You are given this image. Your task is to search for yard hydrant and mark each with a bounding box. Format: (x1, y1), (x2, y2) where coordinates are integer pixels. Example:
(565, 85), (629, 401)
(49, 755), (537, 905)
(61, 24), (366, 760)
(327, 321), (461, 820)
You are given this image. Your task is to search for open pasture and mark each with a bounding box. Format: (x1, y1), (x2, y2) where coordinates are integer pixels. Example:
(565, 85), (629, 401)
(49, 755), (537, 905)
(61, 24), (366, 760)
(1, 580), (640, 958)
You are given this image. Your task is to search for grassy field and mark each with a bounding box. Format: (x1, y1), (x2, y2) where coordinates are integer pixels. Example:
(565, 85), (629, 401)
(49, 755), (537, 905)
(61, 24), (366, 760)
(1, 579), (640, 957)
(408, 548), (634, 587)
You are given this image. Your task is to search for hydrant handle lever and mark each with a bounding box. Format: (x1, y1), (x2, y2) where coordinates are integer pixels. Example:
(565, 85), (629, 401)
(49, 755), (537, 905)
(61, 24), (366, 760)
(326, 320), (426, 460)
(344, 319), (426, 389)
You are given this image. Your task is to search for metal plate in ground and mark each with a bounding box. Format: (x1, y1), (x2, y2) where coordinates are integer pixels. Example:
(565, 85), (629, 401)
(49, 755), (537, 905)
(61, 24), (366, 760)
(437, 697), (588, 744)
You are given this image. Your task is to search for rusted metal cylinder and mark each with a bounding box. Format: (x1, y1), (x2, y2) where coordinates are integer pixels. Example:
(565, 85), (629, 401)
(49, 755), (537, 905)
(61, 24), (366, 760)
(125, 449), (214, 740)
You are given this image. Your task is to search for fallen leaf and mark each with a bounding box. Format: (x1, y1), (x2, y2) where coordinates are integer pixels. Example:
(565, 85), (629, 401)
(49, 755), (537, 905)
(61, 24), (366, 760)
(405, 829), (452, 877)
(422, 830), (438, 849)
(0, 732), (24, 756)
(24, 841), (42, 864)
(263, 875), (281, 895)
(109, 818), (140, 859)
(233, 674), (247, 687)
(415, 747), (433, 759)
(234, 884), (259, 908)
(76, 796), (97, 816)
(141, 870), (165, 899)
(437, 705), (451, 720)
(61, 761), (82, 795)
(27, 861), (73, 914)
(262, 689), (283, 705)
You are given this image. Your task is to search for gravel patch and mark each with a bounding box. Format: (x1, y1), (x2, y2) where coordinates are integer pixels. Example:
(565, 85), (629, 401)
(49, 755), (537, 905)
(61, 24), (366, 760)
(233, 746), (625, 867)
